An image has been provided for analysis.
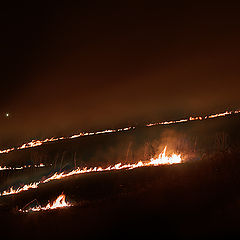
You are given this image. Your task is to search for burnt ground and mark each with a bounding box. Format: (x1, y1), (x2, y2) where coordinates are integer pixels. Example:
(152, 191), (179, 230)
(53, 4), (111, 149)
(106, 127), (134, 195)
(0, 115), (240, 239)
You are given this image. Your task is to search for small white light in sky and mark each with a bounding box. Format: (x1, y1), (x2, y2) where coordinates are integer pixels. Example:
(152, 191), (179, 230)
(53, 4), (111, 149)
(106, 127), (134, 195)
(5, 113), (9, 117)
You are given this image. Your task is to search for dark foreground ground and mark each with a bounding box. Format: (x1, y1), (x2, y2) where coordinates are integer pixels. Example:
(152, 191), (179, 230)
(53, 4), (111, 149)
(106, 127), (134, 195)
(1, 149), (240, 239)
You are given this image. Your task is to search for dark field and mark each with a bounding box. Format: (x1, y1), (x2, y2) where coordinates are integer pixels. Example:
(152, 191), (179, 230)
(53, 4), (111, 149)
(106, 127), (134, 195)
(0, 115), (240, 239)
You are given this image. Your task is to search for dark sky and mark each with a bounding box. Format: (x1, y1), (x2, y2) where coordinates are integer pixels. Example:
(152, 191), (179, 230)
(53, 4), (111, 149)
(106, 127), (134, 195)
(1, 2), (240, 144)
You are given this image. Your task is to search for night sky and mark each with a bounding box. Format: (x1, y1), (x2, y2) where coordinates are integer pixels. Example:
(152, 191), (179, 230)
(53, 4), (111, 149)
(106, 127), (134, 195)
(1, 2), (240, 145)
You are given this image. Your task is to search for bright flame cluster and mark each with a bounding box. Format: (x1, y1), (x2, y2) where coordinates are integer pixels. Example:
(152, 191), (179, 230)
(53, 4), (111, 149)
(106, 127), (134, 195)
(0, 109), (239, 155)
(0, 147), (182, 197)
(19, 194), (72, 212)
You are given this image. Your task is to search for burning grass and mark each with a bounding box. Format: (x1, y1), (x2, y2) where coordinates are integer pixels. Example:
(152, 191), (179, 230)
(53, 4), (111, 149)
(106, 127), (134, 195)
(0, 163), (45, 171)
(0, 109), (239, 156)
(0, 147), (240, 238)
(0, 111), (239, 237)
(0, 146), (182, 197)
(19, 194), (72, 213)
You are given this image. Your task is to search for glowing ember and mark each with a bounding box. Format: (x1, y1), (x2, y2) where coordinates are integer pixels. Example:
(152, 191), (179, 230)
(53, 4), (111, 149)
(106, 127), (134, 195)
(0, 166), (9, 171)
(20, 194), (72, 212)
(0, 146), (182, 197)
(0, 109), (239, 155)
(0, 163), (46, 171)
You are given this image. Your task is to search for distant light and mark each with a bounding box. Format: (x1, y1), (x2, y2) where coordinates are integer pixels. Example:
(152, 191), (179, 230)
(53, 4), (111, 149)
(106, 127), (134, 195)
(5, 113), (9, 117)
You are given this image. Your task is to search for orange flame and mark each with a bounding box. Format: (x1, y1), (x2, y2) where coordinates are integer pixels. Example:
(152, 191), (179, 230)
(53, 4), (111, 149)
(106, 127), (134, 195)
(0, 109), (239, 155)
(0, 182), (40, 196)
(0, 146), (182, 197)
(43, 146), (181, 183)
(19, 194), (72, 212)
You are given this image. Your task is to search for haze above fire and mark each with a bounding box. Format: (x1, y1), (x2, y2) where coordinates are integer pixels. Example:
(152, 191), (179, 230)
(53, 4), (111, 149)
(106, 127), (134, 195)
(1, 3), (240, 144)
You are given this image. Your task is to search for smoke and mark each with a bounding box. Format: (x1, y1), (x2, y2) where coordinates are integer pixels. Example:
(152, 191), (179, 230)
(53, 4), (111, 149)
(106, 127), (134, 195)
(1, 3), (240, 146)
